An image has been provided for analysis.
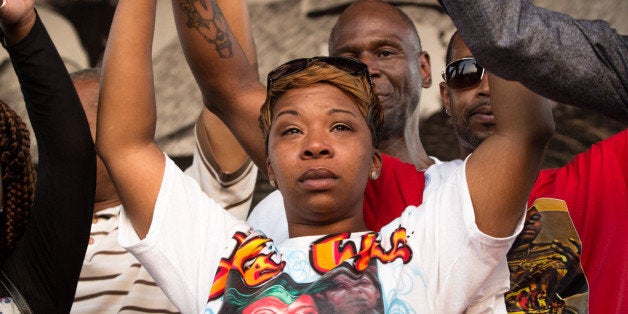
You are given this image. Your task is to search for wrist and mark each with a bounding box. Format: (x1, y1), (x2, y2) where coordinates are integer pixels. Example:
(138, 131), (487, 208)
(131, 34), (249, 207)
(0, 7), (36, 46)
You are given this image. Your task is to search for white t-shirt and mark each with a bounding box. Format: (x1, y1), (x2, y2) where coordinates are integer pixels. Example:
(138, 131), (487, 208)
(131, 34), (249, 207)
(119, 156), (519, 313)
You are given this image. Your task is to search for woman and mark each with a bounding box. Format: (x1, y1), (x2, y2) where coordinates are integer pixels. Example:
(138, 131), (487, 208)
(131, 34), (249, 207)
(0, 1), (96, 312)
(97, 0), (553, 312)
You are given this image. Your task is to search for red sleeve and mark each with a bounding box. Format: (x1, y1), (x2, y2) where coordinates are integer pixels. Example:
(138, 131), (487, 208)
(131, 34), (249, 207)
(529, 128), (628, 313)
(363, 154), (425, 231)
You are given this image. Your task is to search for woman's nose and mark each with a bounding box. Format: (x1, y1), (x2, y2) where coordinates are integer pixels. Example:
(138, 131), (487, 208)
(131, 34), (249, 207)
(301, 132), (334, 159)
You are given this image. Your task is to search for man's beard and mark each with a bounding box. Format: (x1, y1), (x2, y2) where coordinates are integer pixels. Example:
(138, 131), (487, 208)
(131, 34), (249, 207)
(454, 121), (486, 152)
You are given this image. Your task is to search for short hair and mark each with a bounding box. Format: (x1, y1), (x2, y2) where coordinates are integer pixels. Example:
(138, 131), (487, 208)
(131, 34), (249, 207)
(259, 61), (383, 152)
(444, 31), (459, 65)
(70, 67), (101, 82)
(0, 99), (36, 260)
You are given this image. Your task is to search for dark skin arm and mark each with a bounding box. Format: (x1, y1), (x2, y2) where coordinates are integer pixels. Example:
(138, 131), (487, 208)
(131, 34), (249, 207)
(192, 0), (258, 174)
(173, 0), (268, 173)
(98, 0), (261, 241)
(97, 0), (163, 239)
(467, 74), (554, 237)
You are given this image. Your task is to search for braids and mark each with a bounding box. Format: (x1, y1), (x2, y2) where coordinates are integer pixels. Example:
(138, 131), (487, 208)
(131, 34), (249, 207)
(0, 99), (36, 260)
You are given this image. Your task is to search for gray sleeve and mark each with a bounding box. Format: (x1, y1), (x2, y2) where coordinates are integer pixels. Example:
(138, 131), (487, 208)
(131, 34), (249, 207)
(441, 0), (628, 123)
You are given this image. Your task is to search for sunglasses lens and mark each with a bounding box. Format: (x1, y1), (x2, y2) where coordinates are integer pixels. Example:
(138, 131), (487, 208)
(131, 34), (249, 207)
(268, 58), (309, 83)
(445, 59), (484, 89)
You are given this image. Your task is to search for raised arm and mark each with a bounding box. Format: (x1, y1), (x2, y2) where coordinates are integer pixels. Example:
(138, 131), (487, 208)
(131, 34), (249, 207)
(173, 0), (268, 171)
(1, 2), (96, 312)
(439, 0), (628, 123)
(190, 0), (258, 177)
(467, 74), (554, 237)
(96, 0), (163, 239)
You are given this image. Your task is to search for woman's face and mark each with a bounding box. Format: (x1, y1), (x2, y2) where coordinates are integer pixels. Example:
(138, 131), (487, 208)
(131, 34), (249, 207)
(266, 83), (379, 225)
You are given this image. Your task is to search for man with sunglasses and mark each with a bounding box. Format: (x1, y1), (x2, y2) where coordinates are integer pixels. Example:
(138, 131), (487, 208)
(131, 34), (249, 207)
(437, 0), (627, 124)
(440, 31), (627, 313)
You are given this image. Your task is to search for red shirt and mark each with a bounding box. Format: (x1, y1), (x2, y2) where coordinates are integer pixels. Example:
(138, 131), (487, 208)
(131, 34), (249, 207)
(529, 129), (628, 313)
(363, 154), (425, 231)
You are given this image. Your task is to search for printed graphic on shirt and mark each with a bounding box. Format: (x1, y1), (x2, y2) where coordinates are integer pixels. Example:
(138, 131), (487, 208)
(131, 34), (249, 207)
(1, 297), (19, 313)
(505, 198), (588, 313)
(208, 230), (411, 313)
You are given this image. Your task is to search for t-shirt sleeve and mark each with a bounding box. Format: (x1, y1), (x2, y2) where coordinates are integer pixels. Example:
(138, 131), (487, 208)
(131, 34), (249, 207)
(384, 158), (522, 311)
(119, 155), (251, 313)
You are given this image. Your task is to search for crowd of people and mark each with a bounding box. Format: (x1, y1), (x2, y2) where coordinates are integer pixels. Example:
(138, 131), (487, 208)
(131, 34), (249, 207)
(0, 0), (625, 313)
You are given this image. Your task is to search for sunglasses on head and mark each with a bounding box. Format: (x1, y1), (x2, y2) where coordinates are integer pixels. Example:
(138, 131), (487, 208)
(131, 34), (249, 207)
(267, 56), (373, 91)
(441, 57), (485, 89)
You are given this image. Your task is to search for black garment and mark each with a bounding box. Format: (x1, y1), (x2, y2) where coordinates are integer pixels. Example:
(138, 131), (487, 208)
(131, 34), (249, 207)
(0, 12), (96, 313)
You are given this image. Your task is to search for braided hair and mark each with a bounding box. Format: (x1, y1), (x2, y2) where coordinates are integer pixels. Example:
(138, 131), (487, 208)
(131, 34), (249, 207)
(0, 99), (36, 260)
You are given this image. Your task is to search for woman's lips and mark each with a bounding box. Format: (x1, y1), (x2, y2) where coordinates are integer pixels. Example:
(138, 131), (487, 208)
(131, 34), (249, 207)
(298, 168), (339, 190)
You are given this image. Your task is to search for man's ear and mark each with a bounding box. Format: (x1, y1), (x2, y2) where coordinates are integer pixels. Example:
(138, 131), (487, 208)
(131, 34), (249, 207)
(419, 51), (432, 88)
(439, 82), (451, 116)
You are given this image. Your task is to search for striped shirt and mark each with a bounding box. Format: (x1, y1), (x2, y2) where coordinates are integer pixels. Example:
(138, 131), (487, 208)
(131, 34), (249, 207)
(71, 205), (180, 313)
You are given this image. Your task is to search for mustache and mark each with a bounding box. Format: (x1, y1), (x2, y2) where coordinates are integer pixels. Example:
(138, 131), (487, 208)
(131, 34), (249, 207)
(466, 100), (491, 118)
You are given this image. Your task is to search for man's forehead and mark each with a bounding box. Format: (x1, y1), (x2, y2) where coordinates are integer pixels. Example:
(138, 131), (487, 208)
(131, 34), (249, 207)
(331, 18), (415, 52)
(332, 32), (407, 52)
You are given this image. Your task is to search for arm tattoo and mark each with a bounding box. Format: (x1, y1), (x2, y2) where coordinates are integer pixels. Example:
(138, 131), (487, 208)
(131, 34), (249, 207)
(179, 0), (233, 58)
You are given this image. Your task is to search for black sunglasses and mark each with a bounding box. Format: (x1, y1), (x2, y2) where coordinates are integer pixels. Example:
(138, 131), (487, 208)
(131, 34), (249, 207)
(441, 57), (485, 89)
(267, 56), (373, 91)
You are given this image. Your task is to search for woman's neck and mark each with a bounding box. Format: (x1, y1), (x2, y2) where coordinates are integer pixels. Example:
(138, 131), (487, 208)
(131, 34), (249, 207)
(287, 214), (368, 238)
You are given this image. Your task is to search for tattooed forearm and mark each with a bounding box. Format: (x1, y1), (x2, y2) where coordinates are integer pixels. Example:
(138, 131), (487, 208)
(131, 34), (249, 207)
(179, 0), (233, 58)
